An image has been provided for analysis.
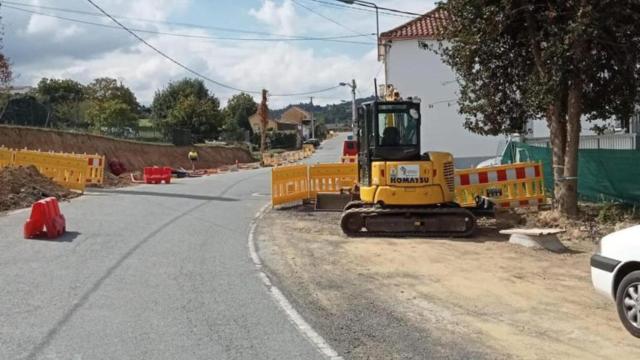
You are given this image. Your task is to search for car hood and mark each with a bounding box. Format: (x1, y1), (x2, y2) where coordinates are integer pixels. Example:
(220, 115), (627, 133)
(601, 225), (640, 261)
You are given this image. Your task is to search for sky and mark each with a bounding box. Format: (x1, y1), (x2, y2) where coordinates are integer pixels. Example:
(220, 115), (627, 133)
(1, 0), (435, 107)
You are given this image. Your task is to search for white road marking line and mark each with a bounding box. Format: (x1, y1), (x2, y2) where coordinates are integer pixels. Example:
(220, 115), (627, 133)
(248, 203), (343, 360)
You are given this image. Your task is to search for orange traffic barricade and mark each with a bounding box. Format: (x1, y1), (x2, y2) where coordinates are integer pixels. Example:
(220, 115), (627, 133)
(24, 197), (66, 239)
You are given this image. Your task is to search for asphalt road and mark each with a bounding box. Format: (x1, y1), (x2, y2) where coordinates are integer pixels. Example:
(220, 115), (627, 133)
(0, 134), (347, 360)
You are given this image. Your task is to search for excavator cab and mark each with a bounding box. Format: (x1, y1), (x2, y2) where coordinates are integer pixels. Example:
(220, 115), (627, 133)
(356, 100), (421, 187)
(341, 98), (476, 238)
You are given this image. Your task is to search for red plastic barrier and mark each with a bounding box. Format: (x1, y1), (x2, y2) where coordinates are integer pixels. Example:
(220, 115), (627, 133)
(143, 166), (172, 184)
(24, 197), (66, 239)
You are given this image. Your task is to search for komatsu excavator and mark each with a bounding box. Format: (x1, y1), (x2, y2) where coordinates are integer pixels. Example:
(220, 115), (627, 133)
(341, 87), (476, 237)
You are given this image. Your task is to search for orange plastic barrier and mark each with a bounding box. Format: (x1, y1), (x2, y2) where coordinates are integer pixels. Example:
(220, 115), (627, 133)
(24, 197), (66, 239)
(455, 162), (546, 208)
(271, 164), (309, 206)
(144, 167), (172, 184)
(341, 155), (357, 163)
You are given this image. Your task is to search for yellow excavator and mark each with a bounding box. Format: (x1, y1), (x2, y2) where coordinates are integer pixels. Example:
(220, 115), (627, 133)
(341, 88), (477, 237)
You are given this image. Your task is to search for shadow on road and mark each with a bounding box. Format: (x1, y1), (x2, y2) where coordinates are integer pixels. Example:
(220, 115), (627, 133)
(27, 231), (81, 243)
(88, 189), (238, 202)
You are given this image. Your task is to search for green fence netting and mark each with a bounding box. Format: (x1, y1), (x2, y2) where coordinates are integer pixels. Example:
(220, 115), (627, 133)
(502, 141), (640, 204)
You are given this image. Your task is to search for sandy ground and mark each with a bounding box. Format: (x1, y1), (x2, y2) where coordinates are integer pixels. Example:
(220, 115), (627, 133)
(256, 207), (640, 360)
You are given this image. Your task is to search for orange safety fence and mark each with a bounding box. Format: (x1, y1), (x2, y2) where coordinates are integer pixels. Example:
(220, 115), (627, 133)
(0, 146), (14, 167)
(271, 164), (309, 206)
(13, 150), (87, 192)
(272, 160), (547, 209)
(309, 163), (357, 198)
(455, 162), (546, 208)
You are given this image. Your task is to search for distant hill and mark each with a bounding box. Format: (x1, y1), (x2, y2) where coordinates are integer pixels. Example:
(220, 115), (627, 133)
(272, 96), (375, 125)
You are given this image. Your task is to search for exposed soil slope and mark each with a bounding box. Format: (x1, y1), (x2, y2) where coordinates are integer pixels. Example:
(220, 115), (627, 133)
(0, 125), (254, 172)
(0, 165), (79, 212)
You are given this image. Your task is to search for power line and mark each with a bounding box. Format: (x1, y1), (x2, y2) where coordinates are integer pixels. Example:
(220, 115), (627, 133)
(291, 0), (373, 38)
(2, 4), (374, 45)
(2, 0), (374, 40)
(82, 0), (343, 97)
(339, 1), (423, 17)
(304, 0), (414, 18)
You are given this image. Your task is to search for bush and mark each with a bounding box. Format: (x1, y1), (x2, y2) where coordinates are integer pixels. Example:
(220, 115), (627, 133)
(597, 203), (638, 223)
(250, 131), (299, 150)
(270, 132), (298, 149)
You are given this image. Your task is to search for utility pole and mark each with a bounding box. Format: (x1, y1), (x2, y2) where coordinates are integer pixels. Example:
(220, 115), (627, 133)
(309, 96), (315, 139)
(259, 89), (269, 155)
(350, 79), (357, 131)
(340, 79), (358, 133)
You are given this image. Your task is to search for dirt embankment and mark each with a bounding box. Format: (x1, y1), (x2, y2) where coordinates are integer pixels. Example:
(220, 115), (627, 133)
(0, 125), (254, 172)
(0, 165), (79, 212)
(257, 208), (640, 360)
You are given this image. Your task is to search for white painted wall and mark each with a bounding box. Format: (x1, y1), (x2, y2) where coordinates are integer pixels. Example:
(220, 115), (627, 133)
(385, 40), (505, 157)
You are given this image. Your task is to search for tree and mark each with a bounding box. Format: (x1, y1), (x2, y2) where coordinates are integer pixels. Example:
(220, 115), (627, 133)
(167, 94), (224, 142)
(151, 78), (224, 142)
(225, 92), (257, 133)
(151, 78), (209, 120)
(35, 78), (86, 128)
(86, 77), (138, 111)
(86, 99), (138, 137)
(0, 94), (48, 126)
(434, 1), (640, 217)
(0, 54), (10, 91)
(0, 47), (13, 121)
(85, 78), (139, 135)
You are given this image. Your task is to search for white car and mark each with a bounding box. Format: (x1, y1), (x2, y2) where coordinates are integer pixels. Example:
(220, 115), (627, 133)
(591, 225), (640, 337)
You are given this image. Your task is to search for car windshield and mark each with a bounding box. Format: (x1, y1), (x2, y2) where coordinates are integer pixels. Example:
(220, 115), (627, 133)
(376, 105), (418, 147)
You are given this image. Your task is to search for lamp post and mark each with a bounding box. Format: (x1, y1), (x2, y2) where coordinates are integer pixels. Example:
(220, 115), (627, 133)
(337, 0), (380, 59)
(340, 79), (357, 133)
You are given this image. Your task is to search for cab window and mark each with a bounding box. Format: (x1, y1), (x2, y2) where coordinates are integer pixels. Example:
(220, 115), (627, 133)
(377, 110), (418, 147)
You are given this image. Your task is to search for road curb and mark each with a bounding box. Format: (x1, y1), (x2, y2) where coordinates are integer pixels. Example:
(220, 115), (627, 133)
(248, 204), (343, 360)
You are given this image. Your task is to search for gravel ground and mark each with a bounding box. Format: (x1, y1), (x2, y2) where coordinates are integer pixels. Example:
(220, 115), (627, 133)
(256, 208), (500, 359)
(256, 206), (640, 360)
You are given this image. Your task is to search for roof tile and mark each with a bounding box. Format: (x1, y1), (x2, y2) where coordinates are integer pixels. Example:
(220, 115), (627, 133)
(380, 7), (450, 41)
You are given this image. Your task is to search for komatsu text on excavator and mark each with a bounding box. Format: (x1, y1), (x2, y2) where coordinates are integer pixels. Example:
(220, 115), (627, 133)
(341, 88), (477, 237)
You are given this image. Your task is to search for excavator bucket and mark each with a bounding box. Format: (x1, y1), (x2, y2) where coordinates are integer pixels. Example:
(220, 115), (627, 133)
(315, 192), (354, 211)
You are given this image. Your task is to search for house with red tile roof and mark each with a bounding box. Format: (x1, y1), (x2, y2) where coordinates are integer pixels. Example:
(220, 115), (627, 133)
(379, 7), (502, 158)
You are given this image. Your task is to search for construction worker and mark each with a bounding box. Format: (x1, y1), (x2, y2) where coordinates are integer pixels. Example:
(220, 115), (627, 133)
(188, 149), (198, 171)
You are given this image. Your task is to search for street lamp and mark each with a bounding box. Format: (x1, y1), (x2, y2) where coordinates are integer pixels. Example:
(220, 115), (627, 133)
(339, 80), (358, 132)
(337, 0), (380, 59)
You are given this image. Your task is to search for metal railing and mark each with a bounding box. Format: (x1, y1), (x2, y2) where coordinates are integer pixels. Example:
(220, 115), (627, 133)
(525, 133), (638, 150)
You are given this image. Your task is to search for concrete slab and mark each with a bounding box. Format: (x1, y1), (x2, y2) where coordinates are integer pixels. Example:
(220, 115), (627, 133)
(500, 228), (566, 236)
(500, 228), (568, 253)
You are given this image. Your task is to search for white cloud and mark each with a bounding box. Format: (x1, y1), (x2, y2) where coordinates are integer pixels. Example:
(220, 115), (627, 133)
(4, 0), (435, 108)
(249, 0), (298, 36)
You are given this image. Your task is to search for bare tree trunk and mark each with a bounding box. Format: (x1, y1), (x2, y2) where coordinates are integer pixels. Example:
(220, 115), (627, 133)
(558, 83), (583, 217)
(548, 102), (566, 211)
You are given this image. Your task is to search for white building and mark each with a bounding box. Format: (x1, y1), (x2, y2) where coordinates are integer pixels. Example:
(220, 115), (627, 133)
(380, 8), (504, 158)
(380, 8), (640, 152)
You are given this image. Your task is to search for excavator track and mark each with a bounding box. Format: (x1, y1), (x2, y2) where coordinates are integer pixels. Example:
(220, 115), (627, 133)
(341, 206), (476, 238)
